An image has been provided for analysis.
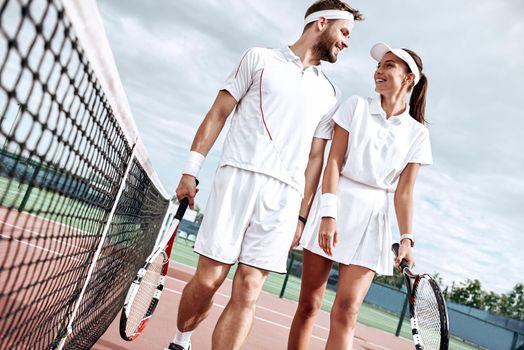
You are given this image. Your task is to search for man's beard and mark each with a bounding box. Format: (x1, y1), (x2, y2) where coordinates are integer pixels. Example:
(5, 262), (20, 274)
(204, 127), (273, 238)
(313, 30), (338, 63)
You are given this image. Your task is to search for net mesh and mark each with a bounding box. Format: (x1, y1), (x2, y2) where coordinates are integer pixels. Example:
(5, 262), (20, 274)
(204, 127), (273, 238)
(0, 0), (169, 349)
(414, 277), (444, 350)
(125, 251), (166, 337)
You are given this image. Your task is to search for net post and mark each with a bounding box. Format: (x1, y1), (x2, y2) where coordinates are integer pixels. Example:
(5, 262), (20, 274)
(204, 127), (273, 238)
(279, 251), (295, 298)
(511, 331), (518, 350)
(56, 141), (138, 350)
(18, 162), (42, 212)
(395, 288), (409, 336)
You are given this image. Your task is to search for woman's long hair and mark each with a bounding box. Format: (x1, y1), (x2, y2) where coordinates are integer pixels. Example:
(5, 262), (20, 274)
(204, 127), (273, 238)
(403, 48), (428, 124)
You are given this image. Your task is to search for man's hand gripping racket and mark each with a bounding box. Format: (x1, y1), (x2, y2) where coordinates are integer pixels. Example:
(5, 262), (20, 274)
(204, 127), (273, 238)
(120, 179), (199, 341)
(392, 243), (449, 350)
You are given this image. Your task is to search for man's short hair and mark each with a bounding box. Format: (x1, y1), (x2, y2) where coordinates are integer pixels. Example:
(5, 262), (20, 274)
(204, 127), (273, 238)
(304, 0), (363, 30)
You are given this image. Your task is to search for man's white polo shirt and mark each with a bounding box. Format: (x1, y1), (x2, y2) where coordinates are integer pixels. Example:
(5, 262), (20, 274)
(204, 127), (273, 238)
(220, 47), (339, 196)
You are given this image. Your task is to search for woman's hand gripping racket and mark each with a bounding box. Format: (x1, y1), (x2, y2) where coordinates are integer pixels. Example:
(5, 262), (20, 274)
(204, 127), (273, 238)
(120, 179), (198, 341)
(392, 243), (449, 350)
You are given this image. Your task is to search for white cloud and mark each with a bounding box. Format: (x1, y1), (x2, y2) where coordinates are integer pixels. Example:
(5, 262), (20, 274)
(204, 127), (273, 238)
(408, 170), (524, 292)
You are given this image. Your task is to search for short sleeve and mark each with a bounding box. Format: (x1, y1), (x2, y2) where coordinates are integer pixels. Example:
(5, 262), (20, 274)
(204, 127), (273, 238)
(221, 48), (262, 102)
(409, 128), (433, 166)
(313, 88), (340, 140)
(332, 95), (360, 132)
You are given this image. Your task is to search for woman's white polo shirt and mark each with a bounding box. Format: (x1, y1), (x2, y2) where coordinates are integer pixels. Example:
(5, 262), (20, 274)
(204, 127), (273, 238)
(335, 95), (432, 191)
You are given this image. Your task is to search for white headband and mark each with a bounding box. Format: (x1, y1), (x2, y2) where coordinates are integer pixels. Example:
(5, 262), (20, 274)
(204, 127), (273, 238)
(370, 42), (420, 85)
(304, 10), (355, 28)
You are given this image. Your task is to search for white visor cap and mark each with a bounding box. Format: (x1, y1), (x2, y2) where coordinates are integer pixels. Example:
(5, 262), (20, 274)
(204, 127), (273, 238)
(370, 42), (420, 85)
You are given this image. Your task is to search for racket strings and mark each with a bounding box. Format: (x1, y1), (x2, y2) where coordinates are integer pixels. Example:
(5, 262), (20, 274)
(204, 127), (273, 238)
(125, 252), (166, 335)
(414, 277), (443, 349)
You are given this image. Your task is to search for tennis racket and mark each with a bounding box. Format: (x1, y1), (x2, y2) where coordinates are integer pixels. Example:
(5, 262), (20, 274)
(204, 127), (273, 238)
(120, 180), (198, 341)
(392, 243), (449, 350)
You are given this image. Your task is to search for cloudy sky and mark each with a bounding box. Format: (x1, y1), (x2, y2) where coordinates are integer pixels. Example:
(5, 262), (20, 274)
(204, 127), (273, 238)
(95, 0), (523, 293)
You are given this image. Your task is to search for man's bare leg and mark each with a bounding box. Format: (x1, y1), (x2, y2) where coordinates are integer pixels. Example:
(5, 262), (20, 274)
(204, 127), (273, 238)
(176, 255), (231, 332)
(211, 264), (268, 350)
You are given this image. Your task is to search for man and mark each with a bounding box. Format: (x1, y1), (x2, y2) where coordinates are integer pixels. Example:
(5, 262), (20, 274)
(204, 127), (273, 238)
(167, 1), (363, 349)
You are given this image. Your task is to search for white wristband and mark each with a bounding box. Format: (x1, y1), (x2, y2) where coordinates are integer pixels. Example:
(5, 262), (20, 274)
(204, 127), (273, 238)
(400, 233), (414, 247)
(319, 193), (337, 220)
(182, 151), (205, 177)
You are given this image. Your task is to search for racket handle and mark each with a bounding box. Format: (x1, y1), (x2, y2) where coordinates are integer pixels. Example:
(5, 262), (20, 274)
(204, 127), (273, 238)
(391, 243), (410, 271)
(174, 179), (199, 220)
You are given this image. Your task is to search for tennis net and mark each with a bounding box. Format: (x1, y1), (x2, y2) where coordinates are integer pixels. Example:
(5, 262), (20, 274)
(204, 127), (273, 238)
(0, 0), (171, 349)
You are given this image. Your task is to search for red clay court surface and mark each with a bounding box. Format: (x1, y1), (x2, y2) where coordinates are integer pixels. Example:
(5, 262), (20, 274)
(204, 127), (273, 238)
(96, 262), (412, 350)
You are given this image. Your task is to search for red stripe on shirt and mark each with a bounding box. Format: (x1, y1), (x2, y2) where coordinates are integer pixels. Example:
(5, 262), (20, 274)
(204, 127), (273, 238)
(259, 68), (272, 140)
(234, 49), (251, 79)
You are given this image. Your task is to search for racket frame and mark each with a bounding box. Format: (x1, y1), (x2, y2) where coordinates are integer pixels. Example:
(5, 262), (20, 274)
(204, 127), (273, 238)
(119, 247), (168, 340)
(119, 182), (196, 341)
(392, 243), (450, 350)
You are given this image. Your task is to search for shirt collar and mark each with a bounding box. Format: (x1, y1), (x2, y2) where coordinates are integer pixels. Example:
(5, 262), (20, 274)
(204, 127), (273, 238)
(282, 46), (322, 75)
(370, 95), (410, 125)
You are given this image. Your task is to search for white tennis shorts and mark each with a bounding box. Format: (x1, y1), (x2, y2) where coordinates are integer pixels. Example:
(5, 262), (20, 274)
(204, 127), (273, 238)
(194, 166), (301, 273)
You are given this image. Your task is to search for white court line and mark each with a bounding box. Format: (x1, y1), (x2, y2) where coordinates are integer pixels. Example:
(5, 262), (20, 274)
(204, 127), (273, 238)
(0, 194), (93, 235)
(17, 210), (89, 234)
(0, 221), (89, 258)
(0, 232), (83, 263)
(164, 286), (328, 342)
(165, 276), (394, 349)
(166, 274), (330, 332)
(165, 275), (323, 323)
(167, 257), (302, 301)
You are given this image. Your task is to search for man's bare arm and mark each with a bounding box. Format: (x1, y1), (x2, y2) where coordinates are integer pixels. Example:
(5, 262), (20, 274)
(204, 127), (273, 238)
(176, 90), (237, 207)
(290, 137), (327, 249)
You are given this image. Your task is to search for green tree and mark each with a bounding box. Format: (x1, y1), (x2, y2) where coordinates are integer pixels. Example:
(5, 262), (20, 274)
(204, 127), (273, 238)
(448, 279), (485, 309)
(194, 205), (204, 225)
(374, 268), (404, 289)
(497, 294), (513, 317)
(446, 280), (524, 321)
(432, 273), (445, 290)
(483, 291), (500, 313)
(508, 283), (524, 320)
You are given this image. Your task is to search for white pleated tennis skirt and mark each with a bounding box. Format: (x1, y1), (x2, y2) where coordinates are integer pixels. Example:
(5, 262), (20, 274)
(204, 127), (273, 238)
(300, 176), (394, 276)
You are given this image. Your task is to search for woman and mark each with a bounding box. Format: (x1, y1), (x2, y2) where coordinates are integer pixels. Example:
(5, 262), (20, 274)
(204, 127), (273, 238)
(288, 42), (432, 349)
